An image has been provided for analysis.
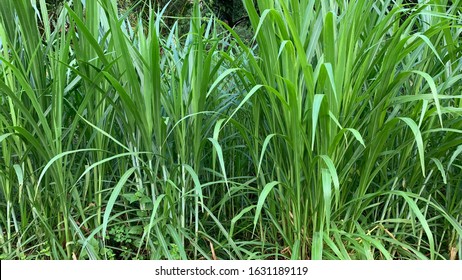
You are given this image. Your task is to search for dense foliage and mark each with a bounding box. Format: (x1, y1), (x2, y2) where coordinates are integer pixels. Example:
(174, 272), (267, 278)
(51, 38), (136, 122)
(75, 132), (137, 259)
(0, 0), (461, 260)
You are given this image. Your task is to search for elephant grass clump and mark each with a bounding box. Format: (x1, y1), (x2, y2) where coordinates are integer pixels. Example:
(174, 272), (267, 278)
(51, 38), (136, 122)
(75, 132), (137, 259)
(0, 0), (461, 260)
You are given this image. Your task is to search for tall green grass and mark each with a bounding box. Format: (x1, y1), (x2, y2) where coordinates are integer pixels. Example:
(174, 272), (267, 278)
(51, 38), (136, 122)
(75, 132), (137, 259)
(0, 0), (461, 260)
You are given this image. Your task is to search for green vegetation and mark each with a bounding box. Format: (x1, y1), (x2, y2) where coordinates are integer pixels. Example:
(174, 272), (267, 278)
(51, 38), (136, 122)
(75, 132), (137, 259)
(0, 0), (461, 260)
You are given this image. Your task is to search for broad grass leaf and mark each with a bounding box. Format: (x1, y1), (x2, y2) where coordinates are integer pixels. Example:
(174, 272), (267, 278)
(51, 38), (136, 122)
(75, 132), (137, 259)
(102, 167), (137, 241)
(254, 181), (279, 228)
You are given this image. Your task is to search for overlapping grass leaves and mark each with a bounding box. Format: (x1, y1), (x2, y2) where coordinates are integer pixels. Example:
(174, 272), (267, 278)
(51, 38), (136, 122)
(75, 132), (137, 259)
(0, 0), (461, 260)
